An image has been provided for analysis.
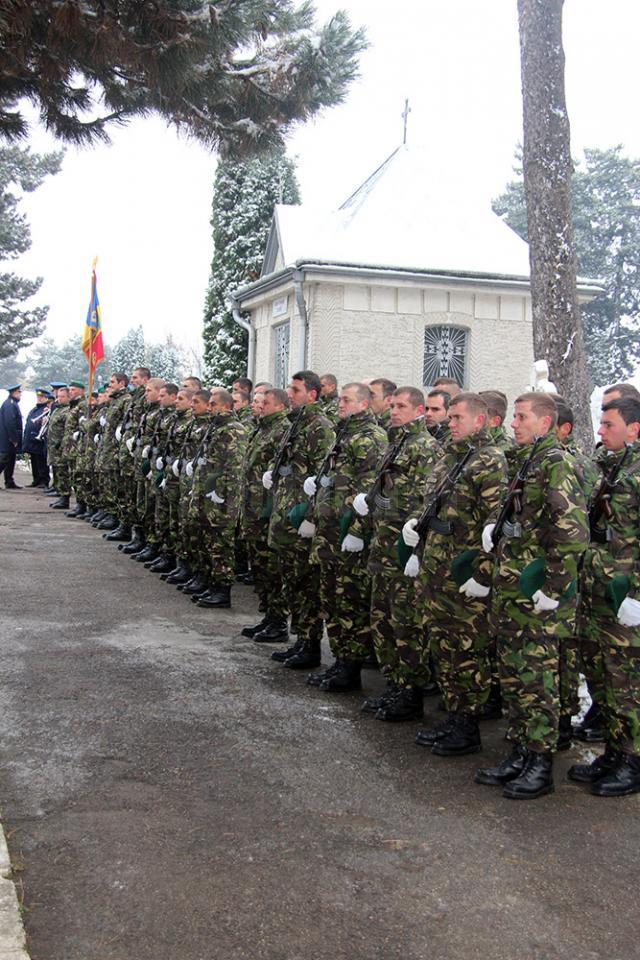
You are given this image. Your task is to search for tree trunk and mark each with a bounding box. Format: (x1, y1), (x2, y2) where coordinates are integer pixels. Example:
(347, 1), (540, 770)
(518, 0), (593, 448)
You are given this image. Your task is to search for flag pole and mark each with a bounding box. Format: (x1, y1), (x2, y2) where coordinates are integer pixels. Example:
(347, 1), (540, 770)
(87, 257), (98, 400)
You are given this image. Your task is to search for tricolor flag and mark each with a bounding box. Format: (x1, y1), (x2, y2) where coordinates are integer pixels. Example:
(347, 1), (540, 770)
(82, 258), (105, 372)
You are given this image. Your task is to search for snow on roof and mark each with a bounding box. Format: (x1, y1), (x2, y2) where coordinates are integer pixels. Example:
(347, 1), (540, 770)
(273, 144), (532, 279)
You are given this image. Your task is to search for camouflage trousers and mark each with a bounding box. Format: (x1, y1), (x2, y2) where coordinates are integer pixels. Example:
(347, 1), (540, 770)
(370, 568), (429, 688)
(497, 621), (561, 753)
(185, 499), (237, 585)
(245, 523), (288, 621)
(99, 470), (121, 517)
(118, 470), (138, 529)
(423, 584), (491, 715)
(277, 544), (323, 646)
(176, 478), (197, 564)
(136, 477), (157, 542)
(154, 486), (172, 553)
(51, 461), (70, 496)
(579, 589), (640, 754)
(319, 553), (373, 663)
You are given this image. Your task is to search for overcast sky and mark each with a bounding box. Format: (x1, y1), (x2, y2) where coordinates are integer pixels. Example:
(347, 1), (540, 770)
(14, 0), (640, 355)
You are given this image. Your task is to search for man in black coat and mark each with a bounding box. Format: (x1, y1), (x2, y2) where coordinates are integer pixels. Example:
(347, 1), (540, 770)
(0, 385), (24, 489)
(23, 388), (53, 487)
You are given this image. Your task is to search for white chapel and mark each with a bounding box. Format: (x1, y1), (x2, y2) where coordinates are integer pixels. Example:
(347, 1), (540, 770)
(231, 143), (599, 401)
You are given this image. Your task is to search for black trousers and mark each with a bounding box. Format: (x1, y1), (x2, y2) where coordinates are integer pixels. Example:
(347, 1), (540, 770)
(0, 450), (17, 486)
(30, 452), (50, 485)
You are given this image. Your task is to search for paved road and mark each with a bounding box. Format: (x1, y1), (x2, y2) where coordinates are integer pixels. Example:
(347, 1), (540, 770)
(0, 478), (637, 960)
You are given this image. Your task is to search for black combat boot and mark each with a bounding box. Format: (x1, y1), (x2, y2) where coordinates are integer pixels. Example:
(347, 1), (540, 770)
(191, 582), (214, 602)
(431, 712), (481, 756)
(165, 560), (191, 584)
(320, 659), (362, 693)
(502, 750), (554, 800)
(361, 682), (401, 714)
(590, 752), (640, 797)
(477, 683), (503, 721)
(50, 495), (70, 509)
(65, 500), (87, 518)
(241, 616), (270, 638)
(474, 743), (528, 785)
(97, 514), (119, 531)
(181, 572), (209, 595)
(196, 584), (231, 608)
(572, 701), (606, 743)
(83, 507), (99, 520)
(283, 640), (321, 670)
(76, 504), (94, 519)
(376, 685), (423, 722)
(307, 659), (341, 687)
(135, 544), (159, 563)
(106, 524), (131, 542)
(120, 530), (145, 553)
(148, 554), (175, 573)
(556, 713), (573, 751)
(271, 638), (303, 662)
(253, 619), (289, 643)
(90, 509), (106, 525)
(567, 744), (622, 783)
(415, 713), (458, 748)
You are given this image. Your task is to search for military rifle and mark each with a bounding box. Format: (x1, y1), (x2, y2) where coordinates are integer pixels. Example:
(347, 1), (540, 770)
(288, 415), (349, 528)
(269, 406), (305, 490)
(588, 442), (632, 543)
(364, 426), (410, 508)
(491, 434), (544, 547)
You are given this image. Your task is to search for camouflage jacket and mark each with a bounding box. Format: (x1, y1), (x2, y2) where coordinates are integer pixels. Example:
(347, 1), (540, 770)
(581, 441), (640, 604)
(96, 387), (130, 471)
(242, 409), (290, 532)
(491, 432), (589, 609)
(77, 405), (102, 471)
(489, 424), (515, 454)
(161, 408), (193, 487)
(309, 409), (388, 562)
(419, 430), (508, 588)
(236, 405), (254, 429)
(428, 421), (451, 446)
(562, 438), (599, 497)
(118, 386), (147, 473)
(320, 394), (340, 425)
(61, 397), (89, 463)
(268, 402), (335, 549)
(47, 403), (70, 464)
(177, 413), (211, 496)
(191, 412), (248, 525)
(133, 401), (163, 478)
(368, 418), (440, 574)
(376, 407), (393, 437)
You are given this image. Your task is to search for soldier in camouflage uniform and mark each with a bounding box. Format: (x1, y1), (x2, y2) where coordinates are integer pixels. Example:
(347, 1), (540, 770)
(240, 388), (291, 641)
(402, 393), (508, 754)
(319, 373), (340, 425)
(118, 367), (151, 553)
(53, 381), (87, 511)
(354, 387), (440, 721)
(568, 397), (640, 796)
(151, 387), (194, 576)
(187, 389), (248, 608)
(83, 389), (109, 517)
(96, 373), (132, 537)
(369, 378), (396, 437)
(475, 393), (588, 800)
(171, 390), (212, 591)
(143, 383), (178, 572)
(264, 371), (335, 669)
(70, 389), (103, 518)
(47, 386), (70, 502)
(303, 383), (388, 692)
(480, 390), (515, 455)
(424, 389), (451, 444)
(129, 378), (166, 563)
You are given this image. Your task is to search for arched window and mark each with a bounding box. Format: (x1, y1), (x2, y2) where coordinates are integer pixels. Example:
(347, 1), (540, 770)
(423, 324), (468, 387)
(273, 321), (290, 389)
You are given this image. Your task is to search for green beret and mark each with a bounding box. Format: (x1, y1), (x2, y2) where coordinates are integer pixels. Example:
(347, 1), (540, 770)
(69, 380), (86, 389)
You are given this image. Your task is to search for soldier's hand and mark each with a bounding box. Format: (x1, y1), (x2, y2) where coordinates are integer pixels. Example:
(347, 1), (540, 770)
(531, 590), (559, 613)
(458, 577), (490, 599)
(303, 475), (317, 497)
(617, 597), (640, 628)
(100, 416), (107, 426)
(262, 469), (273, 490)
(298, 519), (316, 538)
(172, 459), (181, 477)
(126, 437), (135, 453)
(155, 457), (164, 470)
(482, 523), (496, 553)
(115, 425), (122, 441)
(402, 518), (420, 547)
(186, 461), (194, 477)
(93, 433), (100, 444)
(72, 431), (79, 441)
(142, 444), (150, 458)
(404, 555), (420, 578)
(353, 493), (369, 516)
(341, 534), (364, 553)
(206, 490), (225, 504)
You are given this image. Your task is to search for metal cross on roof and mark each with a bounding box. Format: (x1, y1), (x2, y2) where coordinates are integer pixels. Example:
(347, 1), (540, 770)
(402, 98), (411, 145)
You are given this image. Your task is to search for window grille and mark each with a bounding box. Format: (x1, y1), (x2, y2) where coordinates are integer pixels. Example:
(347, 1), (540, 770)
(423, 325), (468, 387)
(274, 322), (290, 389)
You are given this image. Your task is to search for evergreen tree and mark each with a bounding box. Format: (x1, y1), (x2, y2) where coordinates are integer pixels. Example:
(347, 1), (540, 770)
(26, 334), (112, 386)
(494, 145), (640, 383)
(203, 147), (300, 384)
(0, 146), (63, 361)
(145, 335), (187, 382)
(111, 326), (146, 374)
(0, 2), (366, 153)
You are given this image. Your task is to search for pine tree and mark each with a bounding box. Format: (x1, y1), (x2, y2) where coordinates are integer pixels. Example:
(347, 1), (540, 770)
(0, 2), (366, 153)
(493, 145), (640, 384)
(111, 326), (146, 374)
(145, 335), (187, 382)
(203, 147), (300, 384)
(0, 146), (63, 361)
(26, 334), (112, 386)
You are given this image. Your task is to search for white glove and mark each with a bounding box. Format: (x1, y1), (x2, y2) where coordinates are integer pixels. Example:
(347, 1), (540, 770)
(93, 433), (100, 444)
(402, 517), (420, 547)
(262, 469), (273, 490)
(404, 554), (420, 578)
(160, 478), (167, 490)
(459, 577), (490, 599)
(172, 459), (180, 477)
(72, 431), (79, 441)
(353, 492), (369, 516)
(482, 523), (496, 553)
(303, 476), (317, 497)
(115, 425), (122, 441)
(206, 490), (225, 504)
(155, 457), (164, 470)
(126, 437), (134, 453)
(79, 416), (86, 423)
(298, 519), (316, 538)
(100, 415), (106, 427)
(186, 461), (194, 477)
(341, 534), (364, 553)
(617, 596), (640, 628)
(532, 590), (559, 613)
(142, 444), (150, 458)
